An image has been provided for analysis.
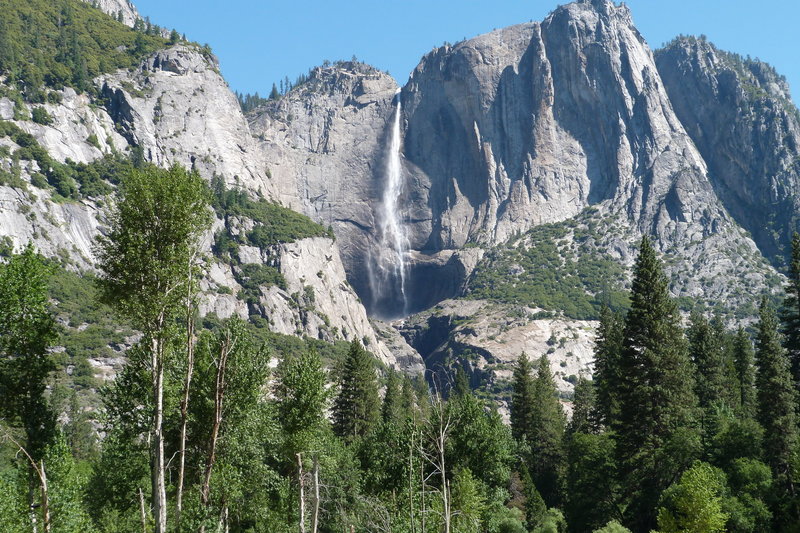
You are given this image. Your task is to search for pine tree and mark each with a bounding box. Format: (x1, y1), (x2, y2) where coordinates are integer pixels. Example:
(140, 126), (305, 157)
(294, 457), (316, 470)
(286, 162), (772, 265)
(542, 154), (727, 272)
(510, 353), (535, 442)
(688, 312), (726, 410)
(781, 233), (800, 392)
(269, 83), (280, 100)
(333, 339), (380, 440)
(528, 354), (565, 507)
(732, 327), (757, 418)
(568, 376), (598, 435)
(614, 237), (699, 531)
(754, 299), (798, 507)
(381, 368), (403, 424)
(593, 306), (624, 427)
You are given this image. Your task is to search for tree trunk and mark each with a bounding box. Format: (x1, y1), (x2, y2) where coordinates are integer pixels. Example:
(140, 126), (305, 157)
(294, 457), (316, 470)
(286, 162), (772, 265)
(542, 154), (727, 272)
(152, 333), (168, 533)
(176, 286), (196, 524)
(311, 454), (320, 533)
(39, 460), (50, 533)
(139, 487), (148, 533)
(440, 433), (450, 533)
(28, 483), (38, 533)
(201, 330), (232, 505)
(297, 453), (306, 533)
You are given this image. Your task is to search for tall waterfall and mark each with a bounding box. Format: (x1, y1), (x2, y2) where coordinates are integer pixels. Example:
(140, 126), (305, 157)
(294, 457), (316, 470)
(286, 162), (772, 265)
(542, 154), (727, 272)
(369, 93), (409, 317)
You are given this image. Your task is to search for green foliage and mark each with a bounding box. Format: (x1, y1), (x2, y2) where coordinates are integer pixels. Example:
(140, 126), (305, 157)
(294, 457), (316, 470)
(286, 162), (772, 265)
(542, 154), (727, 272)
(528, 355), (566, 507)
(732, 328), (757, 419)
(467, 218), (629, 319)
(31, 106), (53, 125)
(781, 233), (800, 392)
(275, 348), (328, 458)
(615, 237), (700, 531)
(448, 386), (515, 490)
(656, 461), (728, 533)
(565, 431), (619, 532)
(333, 339), (380, 440)
(568, 376), (599, 435)
(236, 263), (286, 303)
(450, 467), (486, 533)
(96, 163), (212, 332)
(593, 521), (631, 533)
(754, 299), (798, 507)
(211, 175), (332, 250)
(0, 0), (167, 96)
(510, 352), (535, 442)
(688, 312), (727, 410)
(722, 458), (772, 532)
(0, 120), (128, 198)
(235, 90), (272, 112)
(593, 306), (625, 427)
(532, 508), (568, 533)
(0, 468), (28, 533)
(0, 245), (57, 459)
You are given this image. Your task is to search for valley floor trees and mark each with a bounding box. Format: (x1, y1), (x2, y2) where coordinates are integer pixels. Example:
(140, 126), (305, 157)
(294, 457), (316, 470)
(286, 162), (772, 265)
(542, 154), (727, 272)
(5, 166), (800, 532)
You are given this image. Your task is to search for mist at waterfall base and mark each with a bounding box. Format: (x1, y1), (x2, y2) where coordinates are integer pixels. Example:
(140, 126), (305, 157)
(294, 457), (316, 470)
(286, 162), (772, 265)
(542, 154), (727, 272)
(367, 94), (411, 320)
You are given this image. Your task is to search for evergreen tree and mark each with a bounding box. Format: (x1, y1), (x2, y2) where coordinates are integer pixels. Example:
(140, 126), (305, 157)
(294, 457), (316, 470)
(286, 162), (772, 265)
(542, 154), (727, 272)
(688, 312), (726, 410)
(381, 368), (403, 424)
(781, 233), (800, 392)
(614, 237), (699, 531)
(269, 83), (280, 100)
(754, 299), (798, 514)
(568, 376), (599, 435)
(510, 352), (536, 442)
(565, 432), (619, 533)
(529, 355), (566, 507)
(333, 339), (380, 440)
(593, 306), (625, 427)
(732, 328), (757, 419)
(448, 385), (515, 489)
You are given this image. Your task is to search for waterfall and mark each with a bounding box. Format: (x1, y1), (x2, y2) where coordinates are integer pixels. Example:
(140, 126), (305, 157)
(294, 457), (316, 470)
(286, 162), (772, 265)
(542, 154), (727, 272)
(369, 92), (409, 317)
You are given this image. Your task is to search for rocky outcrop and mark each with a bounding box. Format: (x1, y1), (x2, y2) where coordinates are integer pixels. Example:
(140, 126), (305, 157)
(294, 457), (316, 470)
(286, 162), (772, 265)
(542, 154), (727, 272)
(100, 45), (277, 198)
(0, 183), (101, 269)
(200, 235), (417, 369)
(15, 89), (127, 164)
(247, 62), (406, 313)
(398, 299), (597, 398)
(0, 45), (409, 371)
(82, 0), (140, 27)
(655, 36), (800, 261)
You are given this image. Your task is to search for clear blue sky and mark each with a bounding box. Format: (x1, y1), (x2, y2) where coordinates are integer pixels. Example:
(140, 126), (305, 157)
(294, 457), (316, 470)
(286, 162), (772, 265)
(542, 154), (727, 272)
(133, 0), (800, 100)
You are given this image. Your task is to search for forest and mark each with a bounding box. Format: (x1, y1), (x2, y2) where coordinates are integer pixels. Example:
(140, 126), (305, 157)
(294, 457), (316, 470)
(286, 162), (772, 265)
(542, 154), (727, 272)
(1, 161), (800, 533)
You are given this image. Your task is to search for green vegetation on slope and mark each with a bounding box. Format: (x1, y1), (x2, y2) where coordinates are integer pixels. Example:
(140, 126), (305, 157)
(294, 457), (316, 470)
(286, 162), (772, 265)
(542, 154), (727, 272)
(211, 176), (333, 248)
(467, 213), (629, 320)
(0, 119), (134, 199)
(0, 0), (168, 99)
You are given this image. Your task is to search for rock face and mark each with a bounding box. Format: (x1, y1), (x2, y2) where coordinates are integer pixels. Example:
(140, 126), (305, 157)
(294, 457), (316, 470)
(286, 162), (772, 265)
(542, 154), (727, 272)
(82, 0), (140, 27)
(655, 36), (800, 260)
(100, 45), (277, 198)
(251, 0), (779, 317)
(199, 235), (410, 368)
(247, 62), (405, 314)
(0, 45), (414, 372)
(398, 299), (597, 399)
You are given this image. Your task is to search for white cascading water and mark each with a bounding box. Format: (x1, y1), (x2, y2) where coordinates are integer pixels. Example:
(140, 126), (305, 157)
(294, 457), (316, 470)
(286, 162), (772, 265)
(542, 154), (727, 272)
(370, 92), (409, 316)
